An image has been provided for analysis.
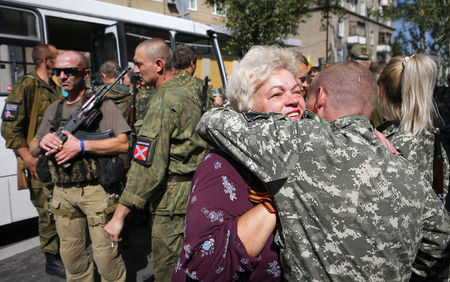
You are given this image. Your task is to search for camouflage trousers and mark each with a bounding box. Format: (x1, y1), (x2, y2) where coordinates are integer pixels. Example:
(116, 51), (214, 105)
(51, 184), (126, 282)
(151, 214), (185, 282)
(29, 186), (59, 255)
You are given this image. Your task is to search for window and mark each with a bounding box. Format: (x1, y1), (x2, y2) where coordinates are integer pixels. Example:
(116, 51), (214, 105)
(338, 48), (344, 62)
(350, 0), (357, 12)
(349, 21), (365, 36)
(188, 0), (197, 11)
(338, 21), (344, 38)
(212, 2), (226, 16)
(379, 32), (391, 44)
(0, 6), (40, 41)
(369, 30), (374, 45)
(360, 0), (366, 16)
(339, 0), (344, 7)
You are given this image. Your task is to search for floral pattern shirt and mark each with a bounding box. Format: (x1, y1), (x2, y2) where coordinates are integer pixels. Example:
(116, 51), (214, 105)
(172, 150), (280, 281)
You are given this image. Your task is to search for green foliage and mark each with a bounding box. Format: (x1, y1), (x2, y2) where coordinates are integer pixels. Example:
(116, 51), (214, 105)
(383, 0), (450, 82)
(205, 0), (312, 55)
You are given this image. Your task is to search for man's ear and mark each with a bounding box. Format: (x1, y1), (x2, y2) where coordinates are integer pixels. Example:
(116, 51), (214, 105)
(315, 86), (328, 111)
(155, 58), (165, 74)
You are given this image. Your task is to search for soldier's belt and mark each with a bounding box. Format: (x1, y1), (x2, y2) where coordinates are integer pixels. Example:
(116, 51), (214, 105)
(57, 179), (99, 188)
(167, 173), (194, 182)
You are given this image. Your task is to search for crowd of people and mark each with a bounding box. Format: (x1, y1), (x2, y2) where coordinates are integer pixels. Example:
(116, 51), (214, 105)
(1, 40), (450, 282)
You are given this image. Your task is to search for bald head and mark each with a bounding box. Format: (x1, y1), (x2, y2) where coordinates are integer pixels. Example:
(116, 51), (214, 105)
(136, 38), (173, 71)
(56, 50), (89, 68)
(308, 61), (377, 120)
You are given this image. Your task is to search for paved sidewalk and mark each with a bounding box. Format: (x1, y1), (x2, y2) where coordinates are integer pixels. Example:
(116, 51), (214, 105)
(0, 223), (154, 282)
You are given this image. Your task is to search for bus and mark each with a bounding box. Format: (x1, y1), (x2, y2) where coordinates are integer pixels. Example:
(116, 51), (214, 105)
(0, 0), (231, 226)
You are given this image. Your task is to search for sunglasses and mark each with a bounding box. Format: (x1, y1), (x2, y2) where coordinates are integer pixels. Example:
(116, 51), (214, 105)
(53, 67), (85, 76)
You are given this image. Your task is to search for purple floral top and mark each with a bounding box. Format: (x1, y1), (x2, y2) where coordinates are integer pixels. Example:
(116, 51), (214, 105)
(172, 150), (281, 281)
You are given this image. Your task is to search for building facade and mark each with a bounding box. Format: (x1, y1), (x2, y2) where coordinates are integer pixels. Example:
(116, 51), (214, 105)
(294, 0), (394, 67)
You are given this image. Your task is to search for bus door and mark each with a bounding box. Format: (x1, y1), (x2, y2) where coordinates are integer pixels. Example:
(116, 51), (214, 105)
(40, 9), (119, 75)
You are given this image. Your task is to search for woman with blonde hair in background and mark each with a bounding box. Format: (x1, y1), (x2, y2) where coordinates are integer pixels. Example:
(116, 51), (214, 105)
(377, 53), (450, 202)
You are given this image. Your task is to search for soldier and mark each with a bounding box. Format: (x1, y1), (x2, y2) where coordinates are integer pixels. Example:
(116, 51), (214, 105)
(174, 45), (214, 112)
(0, 43), (65, 278)
(100, 60), (132, 121)
(35, 50), (129, 281)
(104, 38), (208, 282)
(197, 61), (450, 281)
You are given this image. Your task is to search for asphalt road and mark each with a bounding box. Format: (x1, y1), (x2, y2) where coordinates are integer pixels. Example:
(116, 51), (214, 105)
(0, 216), (154, 282)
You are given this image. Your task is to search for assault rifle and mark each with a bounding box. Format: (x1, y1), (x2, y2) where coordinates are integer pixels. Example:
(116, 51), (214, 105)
(54, 66), (131, 168)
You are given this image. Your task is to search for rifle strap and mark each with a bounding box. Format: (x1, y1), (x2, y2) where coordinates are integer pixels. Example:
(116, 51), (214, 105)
(53, 92), (91, 128)
(26, 75), (41, 145)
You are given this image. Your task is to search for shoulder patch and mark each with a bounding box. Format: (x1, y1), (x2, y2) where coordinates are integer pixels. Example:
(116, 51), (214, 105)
(133, 138), (152, 166)
(1, 103), (19, 121)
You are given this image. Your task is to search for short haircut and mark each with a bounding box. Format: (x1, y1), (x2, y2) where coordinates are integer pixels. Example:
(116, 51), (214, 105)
(174, 45), (197, 70)
(308, 66), (320, 75)
(136, 38), (173, 71)
(57, 50), (89, 68)
(100, 61), (119, 79)
(369, 60), (387, 81)
(226, 45), (298, 113)
(378, 53), (437, 135)
(309, 61), (377, 118)
(32, 44), (55, 64)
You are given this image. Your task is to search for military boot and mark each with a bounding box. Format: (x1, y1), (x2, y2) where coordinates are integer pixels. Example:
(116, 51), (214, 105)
(45, 253), (66, 278)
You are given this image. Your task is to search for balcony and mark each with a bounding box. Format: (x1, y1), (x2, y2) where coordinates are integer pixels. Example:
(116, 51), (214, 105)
(347, 36), (366, 45)
(377, 44), (391, 53)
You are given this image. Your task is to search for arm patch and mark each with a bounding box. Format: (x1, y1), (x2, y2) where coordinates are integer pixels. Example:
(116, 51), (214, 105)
(1, 103), (19, 121)
(133, 138), (155, 166)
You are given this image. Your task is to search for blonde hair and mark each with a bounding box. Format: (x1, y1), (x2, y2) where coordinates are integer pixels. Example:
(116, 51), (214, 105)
(226, 45), (298, 112)
(378, 53), (437, 135)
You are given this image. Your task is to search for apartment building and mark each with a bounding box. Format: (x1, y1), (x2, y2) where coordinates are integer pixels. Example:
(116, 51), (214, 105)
(295, 0), (394, 67)
(100, 0), (394, 68)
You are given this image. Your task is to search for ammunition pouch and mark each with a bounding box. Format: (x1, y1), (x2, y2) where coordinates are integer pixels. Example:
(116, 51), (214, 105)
(96, 155), (125, 188)
(36, 154), (52, 183)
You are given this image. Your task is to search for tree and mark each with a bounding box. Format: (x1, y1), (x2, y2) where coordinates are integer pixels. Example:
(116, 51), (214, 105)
(383, 0), (450, 82)
(205, 0), (312, 55)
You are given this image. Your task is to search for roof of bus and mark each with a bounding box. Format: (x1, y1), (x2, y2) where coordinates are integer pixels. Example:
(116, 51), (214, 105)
(7, 0), (214, 36)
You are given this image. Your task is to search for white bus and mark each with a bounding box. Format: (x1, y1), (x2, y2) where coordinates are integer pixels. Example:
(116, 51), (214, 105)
(0, 0), (230, 226)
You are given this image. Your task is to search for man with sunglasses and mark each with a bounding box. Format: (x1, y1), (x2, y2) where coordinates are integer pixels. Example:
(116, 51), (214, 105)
(1, 43), (66, 278)
(35, 50), (129, 281)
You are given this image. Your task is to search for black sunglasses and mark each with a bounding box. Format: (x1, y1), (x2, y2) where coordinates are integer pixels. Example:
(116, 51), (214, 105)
(53, 67), (85, 76)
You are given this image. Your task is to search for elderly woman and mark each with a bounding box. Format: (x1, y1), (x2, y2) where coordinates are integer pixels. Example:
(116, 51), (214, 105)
(377, 53), (449, 201)
(171, 46), (305, 281)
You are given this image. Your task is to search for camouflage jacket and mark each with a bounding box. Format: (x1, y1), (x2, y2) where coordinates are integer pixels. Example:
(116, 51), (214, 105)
(1, 71), (61, 188)
(379, 121), (450, 201)
(134, 86), (155, 134)
(104, 83), (131, 122)
(174, 70), (214, 112)
(197, 108), (450, 281)
(120, 76), (208, 216)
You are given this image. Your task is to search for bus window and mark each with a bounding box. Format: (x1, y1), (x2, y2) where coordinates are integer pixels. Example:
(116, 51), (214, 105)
(0, 6), (40, 42)
(0, 44), (34, 95)
(124, 24), (172, 64)
(92, 33), (118, 72)
(174, 32), (212, 56)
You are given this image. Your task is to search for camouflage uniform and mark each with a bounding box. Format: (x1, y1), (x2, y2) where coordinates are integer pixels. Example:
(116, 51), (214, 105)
(174, 70), (215, 111)
(104, 83), (132, 121)
(1, 71), (61, 255)
(134, 86), (155, 134)
(197, 108), (450, 281)
(379, 121), (450, 201)
(120, 76), (208, 282)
